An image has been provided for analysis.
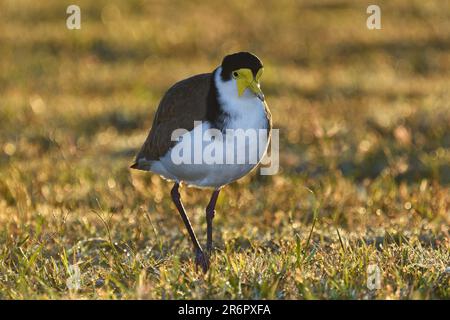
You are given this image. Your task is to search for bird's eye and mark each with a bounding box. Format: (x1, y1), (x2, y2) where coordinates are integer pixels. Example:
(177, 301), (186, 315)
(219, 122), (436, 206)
(232, 71), (239, 79)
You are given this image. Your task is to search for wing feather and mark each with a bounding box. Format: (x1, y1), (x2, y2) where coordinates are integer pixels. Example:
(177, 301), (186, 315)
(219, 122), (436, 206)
(132, 73), (212, 168)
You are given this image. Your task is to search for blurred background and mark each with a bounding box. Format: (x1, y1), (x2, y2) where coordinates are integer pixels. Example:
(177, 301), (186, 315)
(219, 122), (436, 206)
(0, 0), (448, 299)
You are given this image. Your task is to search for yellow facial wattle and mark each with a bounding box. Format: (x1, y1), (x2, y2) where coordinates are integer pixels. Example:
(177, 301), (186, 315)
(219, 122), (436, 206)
(233, 68), (265, 101)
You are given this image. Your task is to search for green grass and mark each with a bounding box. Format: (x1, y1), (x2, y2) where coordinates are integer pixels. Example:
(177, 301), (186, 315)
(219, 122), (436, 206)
(0, 0), (449, 299)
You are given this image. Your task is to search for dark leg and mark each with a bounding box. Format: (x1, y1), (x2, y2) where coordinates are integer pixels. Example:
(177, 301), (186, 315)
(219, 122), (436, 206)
(206, 189), (221, 254)
(170, 183), (208, 273)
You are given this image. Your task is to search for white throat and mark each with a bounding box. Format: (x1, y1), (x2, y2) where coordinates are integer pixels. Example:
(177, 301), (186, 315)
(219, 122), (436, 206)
(214, 67), (265, 125)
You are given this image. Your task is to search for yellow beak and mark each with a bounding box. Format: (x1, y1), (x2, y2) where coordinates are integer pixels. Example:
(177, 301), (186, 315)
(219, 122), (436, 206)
(236, 68), (265, 101)
(248, 81), (265, 101)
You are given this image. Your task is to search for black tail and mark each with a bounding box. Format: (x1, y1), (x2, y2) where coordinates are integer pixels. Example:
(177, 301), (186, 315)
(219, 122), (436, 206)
(130, 162), (139, 169)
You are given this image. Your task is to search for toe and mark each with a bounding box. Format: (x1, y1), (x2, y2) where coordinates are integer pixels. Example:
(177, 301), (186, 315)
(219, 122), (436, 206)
(195, 250), (210, 273)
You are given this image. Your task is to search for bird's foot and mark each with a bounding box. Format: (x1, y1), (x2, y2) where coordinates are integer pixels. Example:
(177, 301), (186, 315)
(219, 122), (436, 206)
(195, 249), (209, 273)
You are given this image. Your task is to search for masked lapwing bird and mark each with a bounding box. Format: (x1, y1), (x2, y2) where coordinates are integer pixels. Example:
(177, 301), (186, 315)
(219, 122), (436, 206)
(131, 52), (272, 272)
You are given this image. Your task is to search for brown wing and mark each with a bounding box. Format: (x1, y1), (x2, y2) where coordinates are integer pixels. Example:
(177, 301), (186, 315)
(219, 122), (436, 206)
(131, 73), (212, 169)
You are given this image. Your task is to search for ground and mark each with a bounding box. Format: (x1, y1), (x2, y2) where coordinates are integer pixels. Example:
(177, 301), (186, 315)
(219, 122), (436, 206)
(0, 0), (449, 299)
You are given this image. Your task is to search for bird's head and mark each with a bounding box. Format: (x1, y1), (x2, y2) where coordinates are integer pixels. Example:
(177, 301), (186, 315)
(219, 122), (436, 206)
(219, 52), (265, 101)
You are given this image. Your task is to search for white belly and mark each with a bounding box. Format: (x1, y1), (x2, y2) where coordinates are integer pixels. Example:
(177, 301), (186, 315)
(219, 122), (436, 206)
(150, 99), (270, 188)
(152, 123), (269, 188)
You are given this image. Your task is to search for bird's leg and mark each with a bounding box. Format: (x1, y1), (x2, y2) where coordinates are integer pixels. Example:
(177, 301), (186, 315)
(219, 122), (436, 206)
(170, 183), (208, 273)
(206, 189), (221, 254)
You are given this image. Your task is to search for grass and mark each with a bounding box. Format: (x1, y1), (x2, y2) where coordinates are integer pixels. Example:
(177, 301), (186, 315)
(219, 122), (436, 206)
(0, 0), (449, 299)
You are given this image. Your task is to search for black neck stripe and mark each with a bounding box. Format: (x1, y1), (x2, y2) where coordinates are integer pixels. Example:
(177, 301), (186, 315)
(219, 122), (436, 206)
(206, 69), (228, 131)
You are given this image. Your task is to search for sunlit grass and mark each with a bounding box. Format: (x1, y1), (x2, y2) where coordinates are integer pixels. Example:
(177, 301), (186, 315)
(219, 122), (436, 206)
(0, 0), (449, 299)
